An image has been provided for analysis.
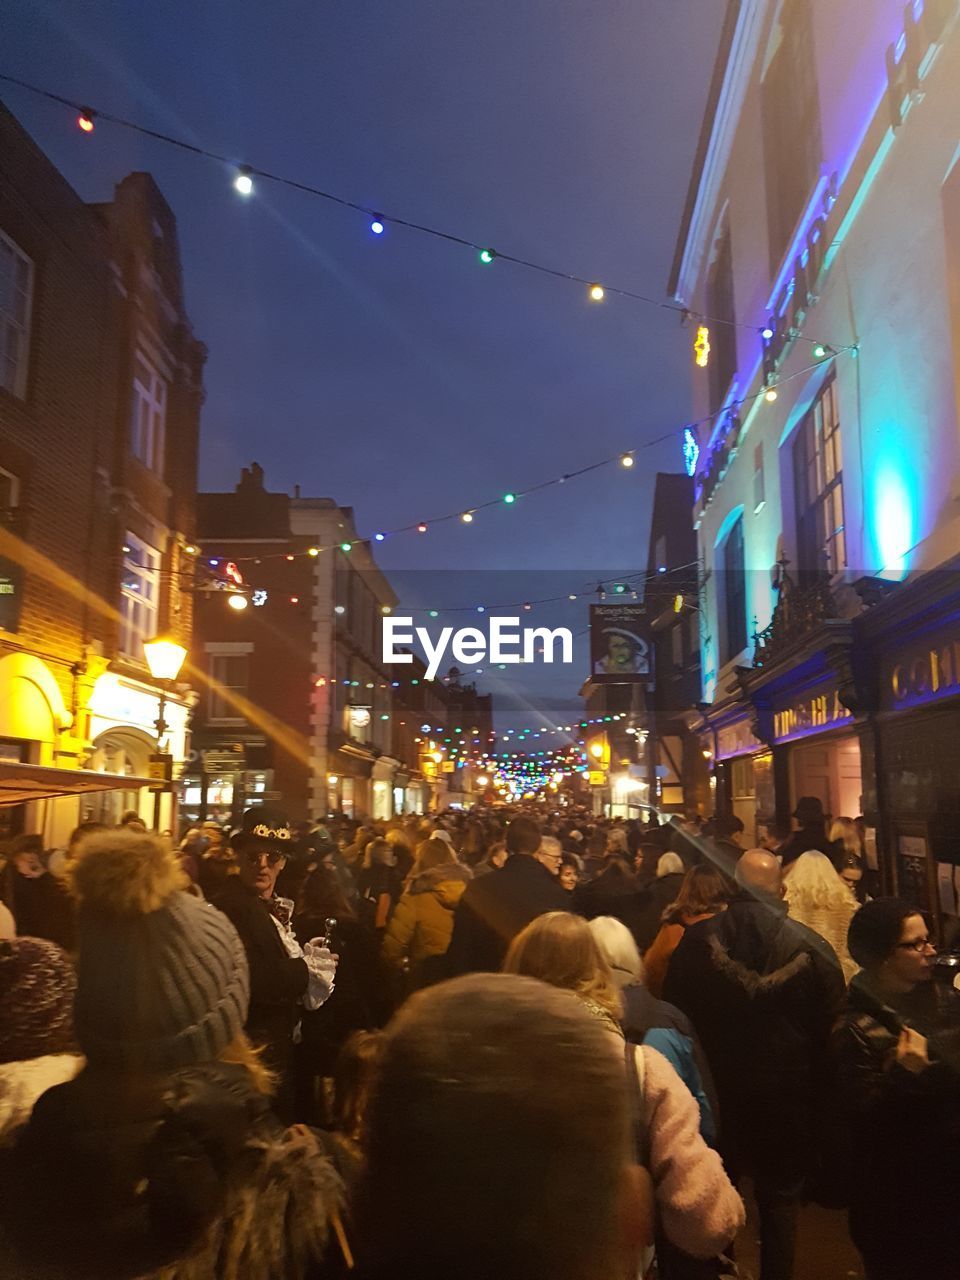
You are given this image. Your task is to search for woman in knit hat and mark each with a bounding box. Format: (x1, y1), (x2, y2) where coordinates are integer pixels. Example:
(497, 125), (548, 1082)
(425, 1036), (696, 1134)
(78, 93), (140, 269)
(1, 828), (344, 1280)
(834, 899), (960, 1280)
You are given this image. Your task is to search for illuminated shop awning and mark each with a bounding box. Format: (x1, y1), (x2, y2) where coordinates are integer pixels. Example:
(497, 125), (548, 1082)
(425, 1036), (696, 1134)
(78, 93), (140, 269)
(0, 762), (155, 806)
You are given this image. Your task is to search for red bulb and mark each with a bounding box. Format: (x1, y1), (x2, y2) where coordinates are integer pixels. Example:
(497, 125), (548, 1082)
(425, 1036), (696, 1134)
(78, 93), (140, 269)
(417, 522), (428, 534)
(78, 111), (95, 134)
(290, 595), (299, 604)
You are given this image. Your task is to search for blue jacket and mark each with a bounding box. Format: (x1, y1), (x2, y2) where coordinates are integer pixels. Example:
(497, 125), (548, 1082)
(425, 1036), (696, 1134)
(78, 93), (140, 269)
(620, 981), (718, 1146)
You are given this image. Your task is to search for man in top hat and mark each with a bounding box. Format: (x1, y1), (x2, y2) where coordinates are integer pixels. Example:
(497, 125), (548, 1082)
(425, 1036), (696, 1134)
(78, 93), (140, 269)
(777, 796), (832, 869)
(214, 805), (337, 1117)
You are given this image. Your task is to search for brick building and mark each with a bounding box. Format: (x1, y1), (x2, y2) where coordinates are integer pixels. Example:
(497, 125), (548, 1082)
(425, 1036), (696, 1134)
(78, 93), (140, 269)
(0, 103), (203, 840)
(190, 464), (431, 824)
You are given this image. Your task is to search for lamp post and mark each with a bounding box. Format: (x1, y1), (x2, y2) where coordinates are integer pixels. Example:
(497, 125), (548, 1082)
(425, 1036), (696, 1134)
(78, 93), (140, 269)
(143, 635), (188, 832)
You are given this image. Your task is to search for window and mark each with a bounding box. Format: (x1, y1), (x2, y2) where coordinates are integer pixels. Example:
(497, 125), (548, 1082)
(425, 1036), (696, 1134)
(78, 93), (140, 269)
(762, 0), (822, 275)
(119, 533), (160, 659)
(753, 443), (766, 513)
(718, 516), (747, 664)
(208, 650), (250, 724)
(0, 230), (34, 399)
(130, 352), (167, 473)
(706, 225), (737, 411)
(793, 377), (845, 573)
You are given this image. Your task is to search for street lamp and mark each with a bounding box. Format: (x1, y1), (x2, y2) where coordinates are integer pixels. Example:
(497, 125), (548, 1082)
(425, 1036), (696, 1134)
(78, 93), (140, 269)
(143, 635), (188, 830)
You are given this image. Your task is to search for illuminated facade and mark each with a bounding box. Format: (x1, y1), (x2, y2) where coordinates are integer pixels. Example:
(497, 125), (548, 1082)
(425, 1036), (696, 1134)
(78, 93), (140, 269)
(670, 1), (960, 926)
(0, 104), (202, 842)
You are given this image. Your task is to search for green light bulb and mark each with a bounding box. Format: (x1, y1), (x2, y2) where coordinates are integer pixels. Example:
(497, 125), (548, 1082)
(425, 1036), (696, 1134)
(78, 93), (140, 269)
(340, 542), (352, 552)
(503, 492), (516, 504)
(479, 248), (495, 265)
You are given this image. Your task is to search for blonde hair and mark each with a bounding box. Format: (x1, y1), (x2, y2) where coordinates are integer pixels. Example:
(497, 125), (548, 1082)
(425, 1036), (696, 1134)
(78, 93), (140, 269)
(503, 912), (622, 1020)
(784, 850), (855, 912)
(829, 817), (860, 861)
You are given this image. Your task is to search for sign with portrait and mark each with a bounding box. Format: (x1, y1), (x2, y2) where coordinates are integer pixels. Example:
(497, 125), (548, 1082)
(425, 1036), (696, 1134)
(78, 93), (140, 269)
(589, 604), (652, 684)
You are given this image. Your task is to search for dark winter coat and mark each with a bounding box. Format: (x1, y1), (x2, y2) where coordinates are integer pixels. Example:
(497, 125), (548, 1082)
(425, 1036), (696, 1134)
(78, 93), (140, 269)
(293, 913), (381, 1074)
(777, 821), (831, 869)
(0, 1061), (343, 1280)
(574, 864), (652, 947)
(633, 872), (685, 952)
(833, 973), (960, 1279)
(213, 880), (308, 1072)
(664, 892), (845, 1177)
(1, 868), (75, 952)
(445, 854), (568, 975)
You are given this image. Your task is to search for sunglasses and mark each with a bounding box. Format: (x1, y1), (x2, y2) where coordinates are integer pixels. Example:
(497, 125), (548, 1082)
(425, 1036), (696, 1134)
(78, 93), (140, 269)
(241, 847), (286, 866)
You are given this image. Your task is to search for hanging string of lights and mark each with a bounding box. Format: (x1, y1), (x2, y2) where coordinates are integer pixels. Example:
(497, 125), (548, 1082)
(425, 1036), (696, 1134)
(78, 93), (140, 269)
(0, 72), (848, 350)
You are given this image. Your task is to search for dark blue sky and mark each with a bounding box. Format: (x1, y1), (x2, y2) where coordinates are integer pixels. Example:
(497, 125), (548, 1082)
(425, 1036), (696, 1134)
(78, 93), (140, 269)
(3, 0), (722, 727)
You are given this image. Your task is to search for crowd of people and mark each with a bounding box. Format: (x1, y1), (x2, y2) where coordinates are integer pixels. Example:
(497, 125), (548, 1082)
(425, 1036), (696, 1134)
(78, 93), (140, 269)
(0, 796), (958, 1279)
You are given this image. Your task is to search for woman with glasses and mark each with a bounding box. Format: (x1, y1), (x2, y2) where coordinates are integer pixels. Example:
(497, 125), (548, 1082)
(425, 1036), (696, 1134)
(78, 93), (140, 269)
(834, 899), (960, 1280)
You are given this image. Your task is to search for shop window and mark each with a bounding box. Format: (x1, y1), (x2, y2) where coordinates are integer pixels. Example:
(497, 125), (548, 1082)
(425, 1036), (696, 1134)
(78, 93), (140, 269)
(706, 223), (737, 412)
(793, 375), (845, 573)
(0, 229), (33, 399)
(718, 516), (747, 665)
(762, 0), (822, 276)
(207, 648), (251, 724)
(130, 351), (167, 474)
(120, 533), (161, 660)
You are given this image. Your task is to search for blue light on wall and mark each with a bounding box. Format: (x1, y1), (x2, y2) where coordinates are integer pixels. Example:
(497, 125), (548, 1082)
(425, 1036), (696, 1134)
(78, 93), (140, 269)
(871, 449), (917, 580)
(682, 426), (700, 477)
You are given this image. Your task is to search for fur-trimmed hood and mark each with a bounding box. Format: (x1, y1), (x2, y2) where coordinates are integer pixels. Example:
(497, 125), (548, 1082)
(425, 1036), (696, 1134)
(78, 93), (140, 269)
(705, 894), (821, 999)
(408, 862), (472, 906)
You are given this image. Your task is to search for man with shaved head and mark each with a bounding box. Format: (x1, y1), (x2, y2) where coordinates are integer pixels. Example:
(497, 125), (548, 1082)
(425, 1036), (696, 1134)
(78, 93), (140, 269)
(664, 846), (845, 1280)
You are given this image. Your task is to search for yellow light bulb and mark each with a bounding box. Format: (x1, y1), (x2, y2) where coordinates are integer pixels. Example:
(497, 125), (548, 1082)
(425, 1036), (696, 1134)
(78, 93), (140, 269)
(589, 284), (605, 301)
(765, 386), (778, 402)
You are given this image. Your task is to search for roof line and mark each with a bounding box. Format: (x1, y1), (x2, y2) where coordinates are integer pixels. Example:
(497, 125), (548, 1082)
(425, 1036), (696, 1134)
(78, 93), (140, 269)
(666, 0), (742, 300)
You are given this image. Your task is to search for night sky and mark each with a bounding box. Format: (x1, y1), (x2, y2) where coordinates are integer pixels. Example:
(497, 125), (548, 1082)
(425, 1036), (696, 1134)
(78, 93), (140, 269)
(3, 0), (723, 729)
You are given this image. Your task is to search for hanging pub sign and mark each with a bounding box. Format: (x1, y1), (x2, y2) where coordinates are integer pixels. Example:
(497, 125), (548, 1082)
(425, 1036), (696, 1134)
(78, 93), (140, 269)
(589, 604), (652, 685)
(0, 557), (23, 634)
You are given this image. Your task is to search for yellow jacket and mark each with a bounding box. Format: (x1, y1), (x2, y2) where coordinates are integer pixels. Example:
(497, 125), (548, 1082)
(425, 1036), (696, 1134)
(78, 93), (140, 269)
(381, 863), (472, 971)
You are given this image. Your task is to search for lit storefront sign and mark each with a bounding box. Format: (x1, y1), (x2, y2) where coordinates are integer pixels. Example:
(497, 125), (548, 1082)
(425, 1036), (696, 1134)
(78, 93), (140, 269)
(771, 683), (853, 745)
(883, 627), (960, 713)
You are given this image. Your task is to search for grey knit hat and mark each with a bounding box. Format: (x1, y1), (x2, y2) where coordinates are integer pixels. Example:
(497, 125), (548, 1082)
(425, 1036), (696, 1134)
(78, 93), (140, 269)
(70, 829), (249, 1071)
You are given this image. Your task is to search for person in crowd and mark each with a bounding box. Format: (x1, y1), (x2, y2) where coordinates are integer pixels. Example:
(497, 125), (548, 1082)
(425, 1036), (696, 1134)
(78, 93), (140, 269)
(0, 935), (82, 1144)
(119, 809), (147, 832)
(46, 819), (108, 879)
(0, 834), (74, 951)
(784, 849), (859, 983)
(383, 825), (415, 878)
(535, 833), (564, 878)
(829, 815), (876, 900)
(575, 851), (648, 944)
(834, 899), (960, 1280)
(381, 838), (472, 988)
(838, 856), (866, 903)
(630, 852), (688, 954)
(589, 915), (717, 1146)
(317, 1029), (384, 1197)
(503, 912), (743, 1267)
(472, 838), (508, 878)
(214, 806), (337, 1119)
(777, 796), (832, 868)
(177, 827), (205, 885)
(0, 828), (344, 1280)
(707, 814), (746, 880)
(559, 854), (580, 895)
(445, 816), (567, 974)
(668, 813), (705, 871)
(581, 829), (608, 881)
(197, 822), (238, 900)
(643, 865), (730, 999)
(356, 837), (403, 935)
(759, 816), (792, 859)
(292, 865), (381, 1123)
(664, 850), (845, 1280)
(354, 971), (656, 1280)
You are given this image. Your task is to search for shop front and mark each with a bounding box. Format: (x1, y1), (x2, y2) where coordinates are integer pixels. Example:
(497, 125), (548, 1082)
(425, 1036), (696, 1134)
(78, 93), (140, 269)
(0, 651), (74, 843)
(702, 699), (768, 843)
(86, 671), (191, 831)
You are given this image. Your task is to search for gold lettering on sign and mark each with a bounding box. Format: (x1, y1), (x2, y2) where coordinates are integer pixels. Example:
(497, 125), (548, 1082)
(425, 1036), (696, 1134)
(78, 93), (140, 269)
(773, 689), (851, 742)
(892, 644), (960, 702)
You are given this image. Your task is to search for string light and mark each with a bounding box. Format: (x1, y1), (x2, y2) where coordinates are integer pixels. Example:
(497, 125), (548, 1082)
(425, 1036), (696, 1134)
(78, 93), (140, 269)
(307, 546), (320, 557)
(374, 532), (385, 541)
(461, 512), (474, 523)
(765, 386), (779, 403)
(227, 593), (248, 611)
(694, 324), (711, 368)
(503, 492), (516, 504)
(0, 74), (845, 352)
(761, 325), (774, 341)
(370, 216), (385, 236)
(417, 522), (428, 534)
(620, 454), (634, 468)
(77, 108), (95, 133)
(340, 542), (352, 552)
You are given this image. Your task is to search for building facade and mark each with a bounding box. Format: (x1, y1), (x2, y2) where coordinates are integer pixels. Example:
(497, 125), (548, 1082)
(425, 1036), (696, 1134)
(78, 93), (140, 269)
(190, 464), (412, 824)
(670, 0), (960, 929)
(0, 104), (203, 841)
